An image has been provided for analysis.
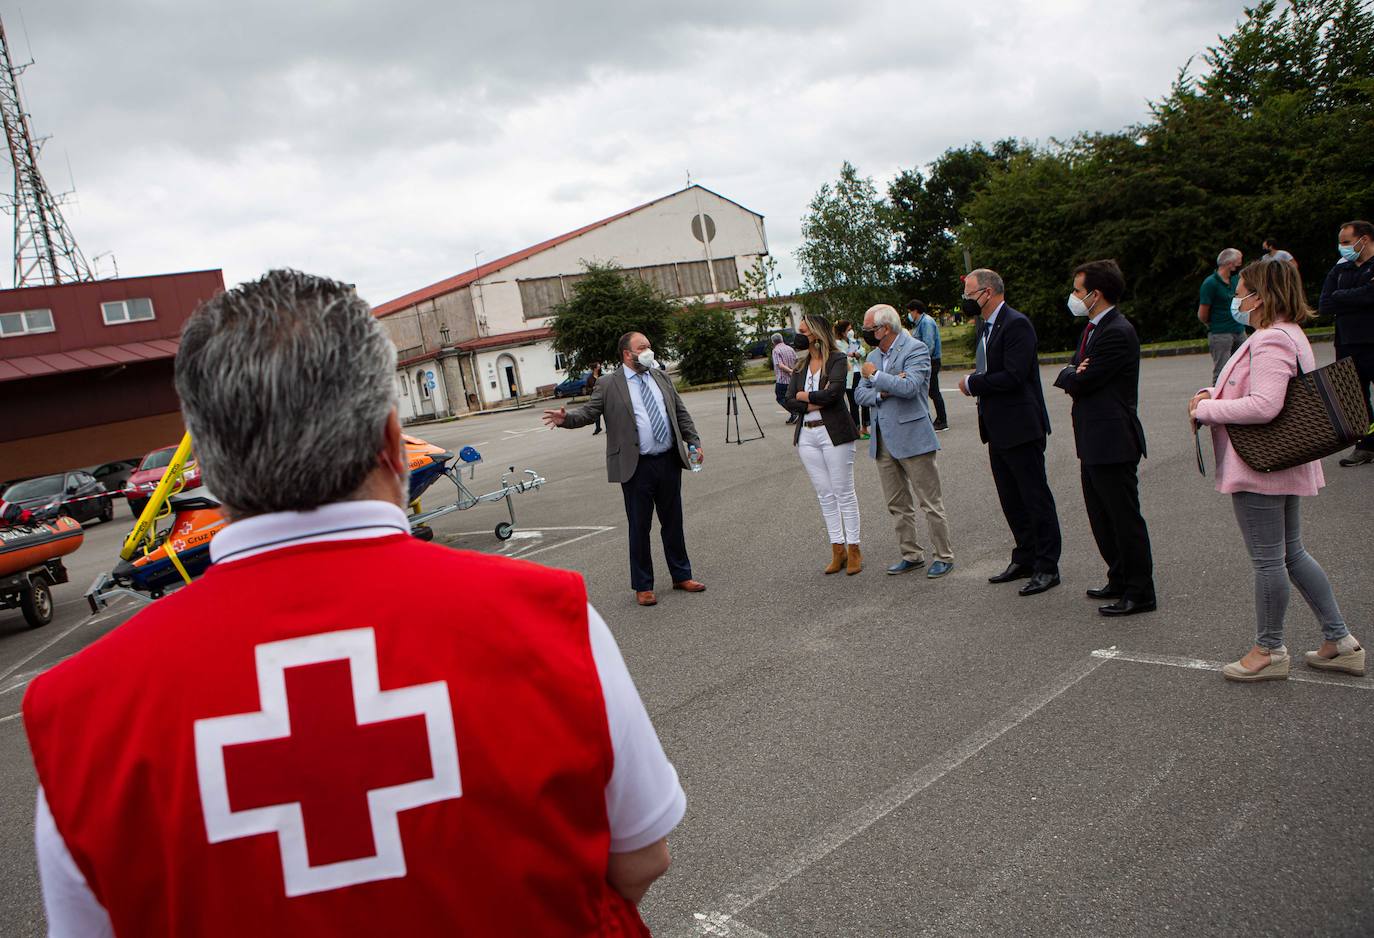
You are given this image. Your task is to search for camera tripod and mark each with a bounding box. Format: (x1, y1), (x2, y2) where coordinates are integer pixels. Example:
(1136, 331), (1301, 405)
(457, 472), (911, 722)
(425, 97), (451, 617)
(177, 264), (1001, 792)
(724, 363), (764, 444)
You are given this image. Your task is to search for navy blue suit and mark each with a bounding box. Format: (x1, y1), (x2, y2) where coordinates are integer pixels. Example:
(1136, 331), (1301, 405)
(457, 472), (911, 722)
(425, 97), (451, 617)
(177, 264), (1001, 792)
(967, 305), (1062, 574)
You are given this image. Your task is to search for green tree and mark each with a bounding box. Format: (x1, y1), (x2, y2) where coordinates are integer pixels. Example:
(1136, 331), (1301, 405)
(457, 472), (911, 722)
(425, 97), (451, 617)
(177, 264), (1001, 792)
(795, 161), (897, 325)
(548, 262), (677, 376)
(671, 302), (743, 385)
(959, 0), (1374, 350)
(888, 140), (1023, 306)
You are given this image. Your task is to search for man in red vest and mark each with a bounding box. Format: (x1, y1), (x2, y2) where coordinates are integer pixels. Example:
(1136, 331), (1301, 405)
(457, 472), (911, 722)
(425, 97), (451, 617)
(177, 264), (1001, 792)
(25, 270), (686, 936)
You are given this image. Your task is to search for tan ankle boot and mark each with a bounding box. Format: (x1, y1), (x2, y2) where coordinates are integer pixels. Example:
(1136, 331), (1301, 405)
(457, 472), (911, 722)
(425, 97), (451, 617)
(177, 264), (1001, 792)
(824, 543), (846, 574)
(845, 543), (862, 574)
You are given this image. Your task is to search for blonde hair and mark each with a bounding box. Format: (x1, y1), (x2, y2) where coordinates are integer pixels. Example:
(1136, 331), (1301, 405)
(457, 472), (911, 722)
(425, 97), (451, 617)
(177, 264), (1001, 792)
(799, 313), (839, 363)
(1238, 259), (1314, 330)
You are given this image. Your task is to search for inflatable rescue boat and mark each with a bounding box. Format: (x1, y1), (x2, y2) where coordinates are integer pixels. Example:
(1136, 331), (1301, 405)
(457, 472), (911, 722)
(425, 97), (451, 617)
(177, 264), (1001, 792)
(0, 514), (84, 577)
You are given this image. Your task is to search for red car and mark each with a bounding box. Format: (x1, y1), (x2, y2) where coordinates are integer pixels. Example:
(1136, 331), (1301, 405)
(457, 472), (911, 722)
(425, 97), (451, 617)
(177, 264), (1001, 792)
(125, 445), (201, 518)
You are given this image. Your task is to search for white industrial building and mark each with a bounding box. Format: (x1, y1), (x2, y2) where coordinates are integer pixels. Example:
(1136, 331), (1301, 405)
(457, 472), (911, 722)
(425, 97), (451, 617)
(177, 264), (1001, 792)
(373, 185), (773, 422)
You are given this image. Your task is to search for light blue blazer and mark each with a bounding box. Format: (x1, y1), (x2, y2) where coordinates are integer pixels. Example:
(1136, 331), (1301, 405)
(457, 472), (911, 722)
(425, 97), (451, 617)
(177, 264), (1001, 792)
(853, 331), (939, 460)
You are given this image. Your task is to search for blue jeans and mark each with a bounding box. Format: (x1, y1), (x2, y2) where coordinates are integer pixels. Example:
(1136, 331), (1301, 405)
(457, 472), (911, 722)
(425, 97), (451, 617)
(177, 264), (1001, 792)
(1231, 492), (1349, 649)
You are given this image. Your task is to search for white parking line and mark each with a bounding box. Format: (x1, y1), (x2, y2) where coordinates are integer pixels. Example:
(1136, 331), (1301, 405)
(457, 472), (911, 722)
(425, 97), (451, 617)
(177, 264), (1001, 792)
(692, 911), (773, 937)
(0, 605), (125, 685)
(1092, 646), (1372, 691)
(670, 653), (1111, 937)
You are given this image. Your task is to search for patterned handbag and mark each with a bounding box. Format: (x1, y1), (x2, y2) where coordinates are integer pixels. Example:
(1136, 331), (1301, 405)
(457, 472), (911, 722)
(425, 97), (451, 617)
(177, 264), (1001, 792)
(1226, 335), (1370, 472)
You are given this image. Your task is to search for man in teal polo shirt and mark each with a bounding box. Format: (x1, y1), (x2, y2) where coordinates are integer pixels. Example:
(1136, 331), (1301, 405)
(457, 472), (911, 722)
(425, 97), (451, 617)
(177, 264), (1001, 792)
(1198, 247), (1246, 382)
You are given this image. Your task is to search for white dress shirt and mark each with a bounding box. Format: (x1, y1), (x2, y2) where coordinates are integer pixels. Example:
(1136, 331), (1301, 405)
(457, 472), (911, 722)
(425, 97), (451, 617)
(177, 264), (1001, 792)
(626, 368), (673, 456)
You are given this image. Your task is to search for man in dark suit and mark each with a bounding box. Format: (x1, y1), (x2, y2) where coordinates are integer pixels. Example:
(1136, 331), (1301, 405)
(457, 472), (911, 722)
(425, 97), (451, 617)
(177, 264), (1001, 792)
(543, 332), (706, 607)
(957, 269), (1063, 596)
(1052, 260), (1157, 616)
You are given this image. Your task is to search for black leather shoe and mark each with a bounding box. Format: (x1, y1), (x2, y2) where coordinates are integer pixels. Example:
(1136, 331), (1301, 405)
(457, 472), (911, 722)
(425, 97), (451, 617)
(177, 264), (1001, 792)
(1099, 598), (1157, 617)
(1018, 572), (1060, 596)
(988, 562), (1033, 584)
(1086, 585), (1124, 600)
(1339, 449), (1374, 467)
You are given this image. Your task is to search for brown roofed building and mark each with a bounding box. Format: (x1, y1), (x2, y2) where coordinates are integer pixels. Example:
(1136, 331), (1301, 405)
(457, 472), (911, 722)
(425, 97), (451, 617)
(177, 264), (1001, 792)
(1, 269), (224, 479)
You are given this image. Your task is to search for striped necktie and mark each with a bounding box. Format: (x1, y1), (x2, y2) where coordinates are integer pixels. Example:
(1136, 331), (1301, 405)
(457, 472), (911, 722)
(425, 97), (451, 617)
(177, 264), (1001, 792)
(636, 372), (671, 448)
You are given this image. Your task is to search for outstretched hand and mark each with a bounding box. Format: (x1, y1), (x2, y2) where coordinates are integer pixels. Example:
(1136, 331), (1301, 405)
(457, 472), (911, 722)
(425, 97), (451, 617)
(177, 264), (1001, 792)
(542, 407), (567, 427)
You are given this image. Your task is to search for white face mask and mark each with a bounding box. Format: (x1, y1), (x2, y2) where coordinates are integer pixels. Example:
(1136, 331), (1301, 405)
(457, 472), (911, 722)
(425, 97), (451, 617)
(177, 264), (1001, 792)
(636, 348), (656, 370)
(1067, 292), (1091, 317)
(1230, 294), (1255, 327)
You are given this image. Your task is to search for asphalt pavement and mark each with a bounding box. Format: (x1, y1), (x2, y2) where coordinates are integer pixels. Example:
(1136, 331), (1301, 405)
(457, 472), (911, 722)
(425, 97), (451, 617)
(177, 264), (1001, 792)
(1, 349), (1371, 937)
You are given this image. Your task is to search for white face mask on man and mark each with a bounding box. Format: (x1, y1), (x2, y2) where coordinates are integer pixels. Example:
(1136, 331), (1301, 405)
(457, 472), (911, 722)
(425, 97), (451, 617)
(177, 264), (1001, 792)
(1067, 292), (1092, 317)
(636, 348), (656, 370)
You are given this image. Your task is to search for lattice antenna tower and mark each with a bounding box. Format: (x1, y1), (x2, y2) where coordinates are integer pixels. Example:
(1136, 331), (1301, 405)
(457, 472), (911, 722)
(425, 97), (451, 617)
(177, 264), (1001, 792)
(0, 15), (92, 288)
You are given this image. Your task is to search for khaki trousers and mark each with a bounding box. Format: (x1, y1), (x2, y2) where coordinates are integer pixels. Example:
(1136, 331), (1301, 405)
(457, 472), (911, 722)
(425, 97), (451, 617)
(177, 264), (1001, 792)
(875, 438), (953, 563)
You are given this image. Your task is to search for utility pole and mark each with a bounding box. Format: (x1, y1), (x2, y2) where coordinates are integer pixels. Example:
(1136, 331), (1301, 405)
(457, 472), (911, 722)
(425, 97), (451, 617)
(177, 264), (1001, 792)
(0, 15), (92, 287)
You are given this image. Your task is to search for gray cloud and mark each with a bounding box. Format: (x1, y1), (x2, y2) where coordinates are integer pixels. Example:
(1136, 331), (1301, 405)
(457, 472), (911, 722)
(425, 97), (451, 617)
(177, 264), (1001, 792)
(9, 0), (1246, 301)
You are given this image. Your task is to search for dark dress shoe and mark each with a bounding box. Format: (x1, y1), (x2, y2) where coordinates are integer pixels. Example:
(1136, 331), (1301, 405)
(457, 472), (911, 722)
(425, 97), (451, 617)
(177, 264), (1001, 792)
(988, 562), (1033, 584)
(1339, 449), (1374, 467)
(1086, 585), (1124, 600)
(1099, 598), (1157, 617)
(886, 558), (926, 575)
(1018, 572), (1061, 596)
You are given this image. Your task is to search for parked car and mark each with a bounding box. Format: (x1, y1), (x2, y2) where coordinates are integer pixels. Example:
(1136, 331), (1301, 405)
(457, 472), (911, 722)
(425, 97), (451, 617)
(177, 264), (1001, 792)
(87, 458), (141, 497)
(744, 328), (799, 359)
(126, 445), (201, 517)
(554, 371), (592, 398)
(0, 471), (113, 524)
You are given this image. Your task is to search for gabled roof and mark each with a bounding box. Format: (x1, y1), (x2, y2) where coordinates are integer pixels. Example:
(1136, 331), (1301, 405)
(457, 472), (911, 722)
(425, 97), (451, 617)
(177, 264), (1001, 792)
(372, 185), (762, 319)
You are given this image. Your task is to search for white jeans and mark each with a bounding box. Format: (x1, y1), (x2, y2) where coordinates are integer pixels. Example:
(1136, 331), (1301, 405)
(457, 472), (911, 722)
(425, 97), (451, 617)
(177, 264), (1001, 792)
(798, 425), (860, 545)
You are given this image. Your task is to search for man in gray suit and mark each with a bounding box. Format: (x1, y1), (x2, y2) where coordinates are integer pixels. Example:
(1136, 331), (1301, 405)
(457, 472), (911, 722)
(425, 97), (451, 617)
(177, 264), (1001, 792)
(543, 331), (706, 606)
(854, 304), (954, 578)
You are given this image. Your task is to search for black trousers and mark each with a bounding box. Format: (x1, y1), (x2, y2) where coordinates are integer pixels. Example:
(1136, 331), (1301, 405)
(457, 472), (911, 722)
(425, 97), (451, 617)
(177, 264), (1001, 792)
(849, 372), (870, 429)
(929, 357), (947, 425)
(1336, 340), (1374, 451)
(1081, 461), (1155, 601)
(621, 452), (691, 591)
(989, 438), (1062, 574)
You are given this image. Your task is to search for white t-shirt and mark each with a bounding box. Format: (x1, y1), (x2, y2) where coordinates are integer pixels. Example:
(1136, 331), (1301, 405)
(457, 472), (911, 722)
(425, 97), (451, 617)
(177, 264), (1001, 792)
(35, 501), (685, 936)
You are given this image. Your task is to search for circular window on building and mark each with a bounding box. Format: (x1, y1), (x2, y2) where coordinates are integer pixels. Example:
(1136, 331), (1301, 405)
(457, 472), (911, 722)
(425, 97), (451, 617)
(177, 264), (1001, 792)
(691, 213), (716, 243)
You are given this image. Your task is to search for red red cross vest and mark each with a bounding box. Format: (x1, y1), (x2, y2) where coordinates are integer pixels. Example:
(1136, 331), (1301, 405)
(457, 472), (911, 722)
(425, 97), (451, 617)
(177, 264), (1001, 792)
(24, 535), (651, 937)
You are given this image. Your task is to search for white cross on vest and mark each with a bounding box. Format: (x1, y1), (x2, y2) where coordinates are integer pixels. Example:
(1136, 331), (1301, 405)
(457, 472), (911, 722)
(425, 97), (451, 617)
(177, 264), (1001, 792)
(193, 627), (462, 897)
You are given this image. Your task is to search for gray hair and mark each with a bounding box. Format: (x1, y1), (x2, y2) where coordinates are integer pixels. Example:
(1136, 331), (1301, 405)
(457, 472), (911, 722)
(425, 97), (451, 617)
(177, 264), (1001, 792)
(865, 304), (903, 332)
(770, 333), (783, 344)
(174, 269), (398, 517)
(967, 268), (1005, 294)
(1217, 248), (1241, 268)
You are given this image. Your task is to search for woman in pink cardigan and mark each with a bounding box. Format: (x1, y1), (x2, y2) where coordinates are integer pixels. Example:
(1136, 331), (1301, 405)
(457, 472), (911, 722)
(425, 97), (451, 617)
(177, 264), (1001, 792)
(1190, 260), (1364, 682)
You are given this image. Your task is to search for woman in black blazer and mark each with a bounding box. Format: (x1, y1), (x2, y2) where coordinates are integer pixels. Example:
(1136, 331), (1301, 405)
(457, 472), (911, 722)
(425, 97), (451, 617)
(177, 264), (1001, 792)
(787, 314), (862, 574)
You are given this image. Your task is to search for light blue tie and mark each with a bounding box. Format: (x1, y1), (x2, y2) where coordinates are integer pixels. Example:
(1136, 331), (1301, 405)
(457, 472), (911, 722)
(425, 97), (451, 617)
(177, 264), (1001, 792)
(637, 373), (671, 448)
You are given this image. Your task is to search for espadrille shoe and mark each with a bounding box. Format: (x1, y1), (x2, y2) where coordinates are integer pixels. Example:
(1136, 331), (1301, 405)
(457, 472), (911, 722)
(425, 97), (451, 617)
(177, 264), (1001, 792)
(1304, 635), (1365, 676)
(1222, 646), (1290, 682)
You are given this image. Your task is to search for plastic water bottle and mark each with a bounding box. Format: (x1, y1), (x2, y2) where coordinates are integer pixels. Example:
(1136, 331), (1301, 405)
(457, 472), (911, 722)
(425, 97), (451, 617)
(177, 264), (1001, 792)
(688, 444), (703, 473)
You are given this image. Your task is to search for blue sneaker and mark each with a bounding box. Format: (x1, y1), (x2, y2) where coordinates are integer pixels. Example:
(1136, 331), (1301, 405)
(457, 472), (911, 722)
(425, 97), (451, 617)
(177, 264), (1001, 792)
(927, 560), (954, 578)
(886, 559), (925, 575)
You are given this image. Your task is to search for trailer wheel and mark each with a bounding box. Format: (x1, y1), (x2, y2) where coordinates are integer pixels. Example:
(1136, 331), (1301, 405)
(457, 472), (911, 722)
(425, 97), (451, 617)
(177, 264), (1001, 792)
(21, 575), (54, 628)
(411, 525), (435, 542)
(495, 522), (514, 541)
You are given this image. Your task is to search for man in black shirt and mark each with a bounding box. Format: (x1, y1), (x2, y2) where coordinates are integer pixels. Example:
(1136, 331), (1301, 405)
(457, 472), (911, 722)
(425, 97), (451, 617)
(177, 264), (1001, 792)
(1319, 220), (1374, 467)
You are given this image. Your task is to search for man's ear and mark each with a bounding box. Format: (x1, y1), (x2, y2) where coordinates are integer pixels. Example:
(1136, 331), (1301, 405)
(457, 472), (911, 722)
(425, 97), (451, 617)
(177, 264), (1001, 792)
(381, 408), (404, 475)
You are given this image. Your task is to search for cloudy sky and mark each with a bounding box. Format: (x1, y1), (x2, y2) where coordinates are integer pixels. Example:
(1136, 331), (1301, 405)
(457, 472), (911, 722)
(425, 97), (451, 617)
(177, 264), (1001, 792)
(11, 0), (1244, 306)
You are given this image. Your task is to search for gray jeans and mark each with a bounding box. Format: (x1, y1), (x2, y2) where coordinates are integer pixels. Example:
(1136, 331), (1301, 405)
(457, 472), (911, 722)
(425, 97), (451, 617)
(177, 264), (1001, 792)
(1231, 492), (1349, 649)
(1209, 332), (1244, 383)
